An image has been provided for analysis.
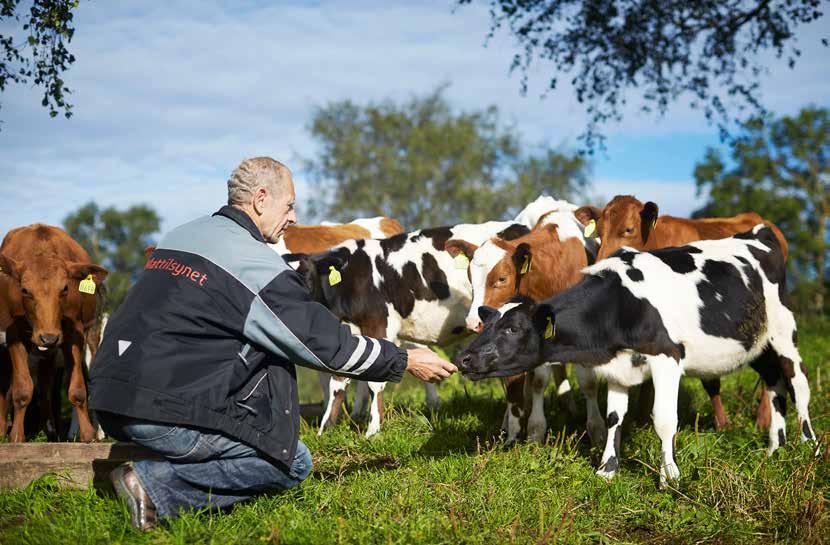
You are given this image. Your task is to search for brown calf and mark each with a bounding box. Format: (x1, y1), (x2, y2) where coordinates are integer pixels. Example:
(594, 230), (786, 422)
(0, 224), (107, 442)
(446, 218), (590, 442)
(575, 195), (787, 429)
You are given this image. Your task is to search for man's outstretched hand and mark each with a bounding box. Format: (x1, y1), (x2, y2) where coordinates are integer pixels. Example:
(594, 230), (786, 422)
(405, 348), (458, 383)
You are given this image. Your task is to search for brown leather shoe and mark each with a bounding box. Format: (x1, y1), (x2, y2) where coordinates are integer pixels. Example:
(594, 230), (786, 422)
(110, 464), (157, 531)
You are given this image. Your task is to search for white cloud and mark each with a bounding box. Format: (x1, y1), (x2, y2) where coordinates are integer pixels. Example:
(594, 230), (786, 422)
(0, 0), (826, 239)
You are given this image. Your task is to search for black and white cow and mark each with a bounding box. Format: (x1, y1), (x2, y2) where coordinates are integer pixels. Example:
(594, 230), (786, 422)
(456, 225), (816, 485)
(446, 199), (600, 444)
(288, 220), (534, 437)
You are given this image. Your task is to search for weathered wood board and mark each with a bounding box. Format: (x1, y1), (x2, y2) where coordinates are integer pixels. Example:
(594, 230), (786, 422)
(0, 403), (324, 490)
(0, 442), (161, 490)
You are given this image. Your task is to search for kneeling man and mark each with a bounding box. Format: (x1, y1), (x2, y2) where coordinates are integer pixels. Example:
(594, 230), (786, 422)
(90, 157), (456, 530)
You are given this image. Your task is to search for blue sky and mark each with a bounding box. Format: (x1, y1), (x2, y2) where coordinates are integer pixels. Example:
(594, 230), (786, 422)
(0, 0), (827, 237)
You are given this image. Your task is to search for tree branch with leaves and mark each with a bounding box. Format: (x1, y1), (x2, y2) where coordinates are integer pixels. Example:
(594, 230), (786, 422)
(1, 0), (81, 125)
(458, 0), (827, 151)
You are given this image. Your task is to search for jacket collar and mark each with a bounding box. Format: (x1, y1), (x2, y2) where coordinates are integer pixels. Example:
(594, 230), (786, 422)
(213, 205), (266, 243)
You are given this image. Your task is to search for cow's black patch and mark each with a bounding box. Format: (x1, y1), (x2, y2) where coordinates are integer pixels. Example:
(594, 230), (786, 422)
(654, 247), (697, 274)
(746, 244), (789, 307)
(356, 239), (366, 249)
(802, 420), (813, 440)
(601, 456), (619, 473)
(626, 268), (644, 282)
(421, 253), (450, 299)
(792, 330), (798, 346)
(420, 227), (454, 252)
(540, 271), (683, 367)
(401, 260), (435, 302)
(606, 411), (619, 428)
(772, 394), (787, 416)
(697, 259), (766, 350)
(380, 233), (408, 255)
(376, 255), (415, 317)
(731, 229), (753, 240)
(611, 249), (636, 266)
(778, 429), (786, 446)
(497, 223), (531, 241)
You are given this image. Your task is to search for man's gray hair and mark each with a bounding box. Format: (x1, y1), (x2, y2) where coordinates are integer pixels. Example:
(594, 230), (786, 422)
(227, 157), (291, 206)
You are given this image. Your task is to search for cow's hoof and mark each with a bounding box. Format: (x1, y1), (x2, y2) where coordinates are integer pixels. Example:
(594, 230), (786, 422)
(659, 462), (680, 488)
(527, 418), (547, 444)
(595, 468), (616, 481)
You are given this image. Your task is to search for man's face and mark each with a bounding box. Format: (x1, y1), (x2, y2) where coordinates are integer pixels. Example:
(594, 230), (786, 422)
(256, 175), (297, 243)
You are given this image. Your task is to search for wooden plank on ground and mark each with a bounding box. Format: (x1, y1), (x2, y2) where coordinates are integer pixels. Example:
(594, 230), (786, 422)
(0, 403), (324, 491)
(0, 442), (161, 491)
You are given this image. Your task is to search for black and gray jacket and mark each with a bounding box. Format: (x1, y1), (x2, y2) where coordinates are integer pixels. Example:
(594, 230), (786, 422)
(89, 206), (407, 465)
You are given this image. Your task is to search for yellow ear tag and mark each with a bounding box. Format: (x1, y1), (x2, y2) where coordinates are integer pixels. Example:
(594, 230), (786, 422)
(651, 218), (658, 231)
(544, 316), (555, 339)
(583, 219), (596, 238)
(328, 266), (342, 286)
(520, 254), (532, 275)
(79, 274), (96, 295)
(453, 254), (470, 270)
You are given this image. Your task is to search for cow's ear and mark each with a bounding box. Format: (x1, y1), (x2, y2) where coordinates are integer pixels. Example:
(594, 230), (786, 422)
(67, 262), (109, 284)
(575, 205), (602, 226)
(143, 246), (156, 261)
(478, 306), (499, 325)
(640, 201), (659, 243)
(312, 250), (348, 276)
(531, 304), (555, 339)
(444, 239), (478, 259)
(512, 243), (533, 278)
(0, 253), (24, 281)
(291, 255), (319, 292)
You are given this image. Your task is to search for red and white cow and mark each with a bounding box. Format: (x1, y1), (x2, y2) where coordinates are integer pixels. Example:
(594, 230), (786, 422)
(445, 200), (601, 443)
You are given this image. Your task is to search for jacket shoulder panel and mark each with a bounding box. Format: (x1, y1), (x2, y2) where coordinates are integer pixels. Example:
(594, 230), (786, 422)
(157, 215), (289, 294)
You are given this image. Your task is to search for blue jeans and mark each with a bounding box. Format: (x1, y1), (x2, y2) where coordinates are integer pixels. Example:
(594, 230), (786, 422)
(99, 413), (312, 519)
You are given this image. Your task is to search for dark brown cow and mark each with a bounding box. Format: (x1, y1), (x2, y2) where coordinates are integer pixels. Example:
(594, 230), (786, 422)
(575, 195), (787, 429)
(0, 224), (107, 442)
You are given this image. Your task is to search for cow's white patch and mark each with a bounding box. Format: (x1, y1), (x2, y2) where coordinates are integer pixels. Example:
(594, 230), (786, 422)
(466, 243), (507, 328)
(514, 196), (577, 227)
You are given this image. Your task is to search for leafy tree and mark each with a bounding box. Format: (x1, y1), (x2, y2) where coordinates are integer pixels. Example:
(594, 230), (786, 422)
(63, 202), (161, 312)
(304, 87), (589, 228)
(458, 0), (827, 150)
(693, 107), (829, 313)
(1, 0), (81, 124)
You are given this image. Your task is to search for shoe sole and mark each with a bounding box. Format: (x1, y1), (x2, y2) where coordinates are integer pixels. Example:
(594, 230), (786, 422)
(110, 467), (148, 530)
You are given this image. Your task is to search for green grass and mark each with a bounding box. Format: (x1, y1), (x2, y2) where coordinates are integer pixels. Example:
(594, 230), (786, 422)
(1, 316), (828, 544)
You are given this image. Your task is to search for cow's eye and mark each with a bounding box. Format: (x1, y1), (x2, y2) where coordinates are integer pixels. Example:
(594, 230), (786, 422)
(61, 285), (69, 297)
(21, 287), (31, 297)
(504, 327), (516, 335)
(624, 227), (635, 235)
(498, 277), (507, 283)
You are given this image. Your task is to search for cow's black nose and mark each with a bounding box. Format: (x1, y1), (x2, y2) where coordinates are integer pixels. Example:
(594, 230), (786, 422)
(39, 334), (60, 347)
(458, 353), (473, 370)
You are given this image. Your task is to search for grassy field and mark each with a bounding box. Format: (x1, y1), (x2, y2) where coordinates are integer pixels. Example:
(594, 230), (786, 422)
(0, 316), (828, 545)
